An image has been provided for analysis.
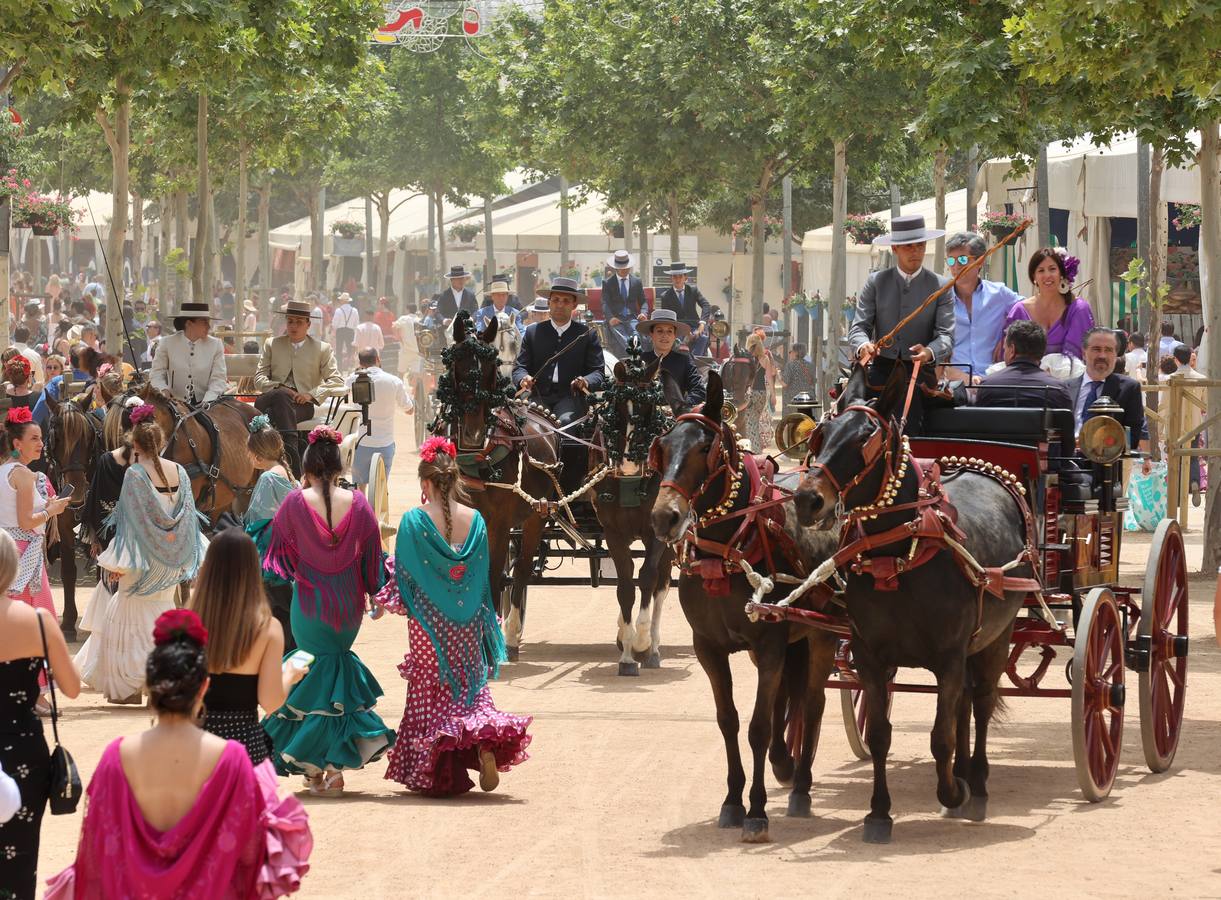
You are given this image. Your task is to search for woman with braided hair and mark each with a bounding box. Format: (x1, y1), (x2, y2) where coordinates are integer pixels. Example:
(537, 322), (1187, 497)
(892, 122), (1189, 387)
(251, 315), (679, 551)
(373, 435), (531, 796)
(74, 405), (207, 704)
(242, 415), (299, 651)
(261, 425), (393, 797)
(3, 355), (40, 410)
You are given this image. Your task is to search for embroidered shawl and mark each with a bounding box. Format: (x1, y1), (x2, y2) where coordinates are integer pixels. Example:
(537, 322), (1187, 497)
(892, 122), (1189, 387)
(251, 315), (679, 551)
(4, 470), (53, 593)
(103, 463), (206, 594)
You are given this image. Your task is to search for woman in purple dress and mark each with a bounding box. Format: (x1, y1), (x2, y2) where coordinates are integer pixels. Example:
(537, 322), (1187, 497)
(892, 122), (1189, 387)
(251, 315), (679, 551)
(1004, 247), (1095, 360)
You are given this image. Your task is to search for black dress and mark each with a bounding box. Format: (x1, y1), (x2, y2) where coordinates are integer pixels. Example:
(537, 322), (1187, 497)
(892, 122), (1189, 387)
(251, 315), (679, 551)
(80, 451), (128, 552)
(202, 673), (273, 765)
(0, 658), (50, 900)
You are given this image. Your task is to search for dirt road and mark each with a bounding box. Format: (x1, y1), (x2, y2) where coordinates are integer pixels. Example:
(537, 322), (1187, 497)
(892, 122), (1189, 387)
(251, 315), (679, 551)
(33, 417), (1221, 898)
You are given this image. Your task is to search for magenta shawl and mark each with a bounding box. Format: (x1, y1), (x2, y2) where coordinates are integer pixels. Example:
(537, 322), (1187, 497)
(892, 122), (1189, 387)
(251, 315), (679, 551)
(46, 740), (311, 899)
(263, 489), (385, 631)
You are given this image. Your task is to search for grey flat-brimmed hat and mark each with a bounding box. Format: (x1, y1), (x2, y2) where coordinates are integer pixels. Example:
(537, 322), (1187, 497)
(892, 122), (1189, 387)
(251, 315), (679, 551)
(873, 214), (945, 246)
(606, 250), (636, 270)
(536, 276), (586, 299)
(170, 300), (221, 321)
(636, 308), (690, 339)
(445, 265), (471, 280)
(276, 299), (314, 318)
(529, 297), (550, 313)
(663, 261), (693, 276)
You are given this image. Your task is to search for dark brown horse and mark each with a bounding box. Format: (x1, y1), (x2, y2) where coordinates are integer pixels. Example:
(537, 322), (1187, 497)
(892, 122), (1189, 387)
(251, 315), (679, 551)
(589, 359), (687, 676)
(650, 370), (840, 842)
(793, 364), (1032, 842)
(438, 314), (560, 660)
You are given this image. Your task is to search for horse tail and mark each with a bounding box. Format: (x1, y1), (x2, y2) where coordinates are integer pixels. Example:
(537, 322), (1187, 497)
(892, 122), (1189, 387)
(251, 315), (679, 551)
(783, 637), (810, 761)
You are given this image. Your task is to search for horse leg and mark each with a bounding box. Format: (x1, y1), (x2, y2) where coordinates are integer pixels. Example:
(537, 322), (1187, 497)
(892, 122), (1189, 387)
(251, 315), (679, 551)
(856, 651), (896, 843)
(692, 634), (746, 830)
(742, 635), (787, 842)
(58, 514), (78, 640)
(960, 633), (1010, 822)
(931, 658), (969, 819)
(643, 544), (672, 669)
(505, 512), (544, 660)
(789, 631), (836, 818)
(486, 519), (511, 620)
(608, 536), (639, 676)
(769, 639), (803, 787)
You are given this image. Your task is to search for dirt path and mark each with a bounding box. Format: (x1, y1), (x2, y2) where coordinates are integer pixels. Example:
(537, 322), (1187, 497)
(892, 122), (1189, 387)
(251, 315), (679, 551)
(33, 415), (1221, 897)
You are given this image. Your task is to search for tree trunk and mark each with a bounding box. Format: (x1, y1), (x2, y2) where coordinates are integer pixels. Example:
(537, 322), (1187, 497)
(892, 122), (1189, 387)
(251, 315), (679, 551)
(257, 181), (271, 311)
(363, 195), (374, 290)
(235, 141), (249, 344)
(158, 194), (170, 311)
(377, 192), (391, 300)
(130, 189), (143, 292)
(30, 232), (42, 307)
(638, 211), (649, 288)
(483, 196), (494, 288)
(933, 148), (948, 275)
(559, 177), (570, 267)
(1198, 121), (1221, 573)
(435, 188), (447, 276)
(208, 189), (221, 300)
(173, 189), (188, 316)
(191, 91), (209, 304)
(827, 139), (849, 377)
(669, 193), (681, 263)
(95, 82), (130, 353)
(621, 206), (636, 259)
(1145, 145), (1166, 459)
(750, 163), (773, 327)
(306, 182), (320, 293)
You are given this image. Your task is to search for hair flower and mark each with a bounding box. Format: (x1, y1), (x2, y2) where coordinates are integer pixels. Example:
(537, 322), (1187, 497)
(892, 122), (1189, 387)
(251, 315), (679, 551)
(307, 425), (343, 446)
(5, 407), (32, 425)
(96, 362), (114, 379)
(152, 608), (208, 648)
(248, 414), (272, 434)
(420, 435), (457, 463)
(130, 403), (156, 425)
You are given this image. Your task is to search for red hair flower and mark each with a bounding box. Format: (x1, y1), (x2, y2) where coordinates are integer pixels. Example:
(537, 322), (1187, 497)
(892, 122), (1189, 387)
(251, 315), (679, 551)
(307, 425), (343, 446)
(129, 403), (156, 425)
(420, 436), (457, 463)
(3, 355), (31, 379)
(5, 407), (32, 425)
(152, 609), (209, 648)
(449, 564), (467, 581)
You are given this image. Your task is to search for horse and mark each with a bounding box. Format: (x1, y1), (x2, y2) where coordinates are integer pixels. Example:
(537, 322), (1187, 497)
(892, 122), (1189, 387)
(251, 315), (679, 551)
(42, 394), (106, 638)
(134, 384), (258, 525)
(792, 363), (1034, 843)
(650, 370), (840, 842)
(588, 357), (687, 676)
(437, 313), (560, 660)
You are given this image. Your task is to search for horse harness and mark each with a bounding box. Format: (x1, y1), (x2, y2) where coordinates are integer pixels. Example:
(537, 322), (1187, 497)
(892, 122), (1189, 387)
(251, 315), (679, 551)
(162, 399), (253, 514)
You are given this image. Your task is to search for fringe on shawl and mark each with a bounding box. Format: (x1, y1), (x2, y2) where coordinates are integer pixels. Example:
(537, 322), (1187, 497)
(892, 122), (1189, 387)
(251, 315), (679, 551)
(103, 465), (205, 595)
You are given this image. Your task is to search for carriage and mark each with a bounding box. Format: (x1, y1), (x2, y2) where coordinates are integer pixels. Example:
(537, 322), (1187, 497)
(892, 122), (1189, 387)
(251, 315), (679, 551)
(752, 397), (1189, 802)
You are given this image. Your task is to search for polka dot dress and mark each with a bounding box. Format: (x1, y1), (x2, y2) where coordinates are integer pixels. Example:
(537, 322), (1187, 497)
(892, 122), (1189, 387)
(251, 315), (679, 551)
(0, 658), (49, 900)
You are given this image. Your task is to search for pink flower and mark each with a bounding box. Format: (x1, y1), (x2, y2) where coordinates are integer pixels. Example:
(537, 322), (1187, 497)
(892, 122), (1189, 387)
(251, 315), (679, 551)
(20, 178), (29, 187)
(420, 435), (457, 463)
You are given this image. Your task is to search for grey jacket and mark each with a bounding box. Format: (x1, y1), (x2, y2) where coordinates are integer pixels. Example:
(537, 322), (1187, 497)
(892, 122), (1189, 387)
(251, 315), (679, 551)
(848, 267), (954, 362)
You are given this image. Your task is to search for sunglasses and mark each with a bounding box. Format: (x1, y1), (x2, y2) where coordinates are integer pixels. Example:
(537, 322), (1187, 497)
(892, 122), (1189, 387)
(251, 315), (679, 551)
(946, 254), (973, 267)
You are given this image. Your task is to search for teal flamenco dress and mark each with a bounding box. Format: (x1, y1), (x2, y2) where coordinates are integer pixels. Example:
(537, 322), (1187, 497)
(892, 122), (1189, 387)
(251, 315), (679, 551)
(261, 489), (395, 776)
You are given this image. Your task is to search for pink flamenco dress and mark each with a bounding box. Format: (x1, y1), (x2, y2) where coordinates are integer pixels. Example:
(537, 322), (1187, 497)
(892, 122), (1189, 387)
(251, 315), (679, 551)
(375, 508), (531, 797)
(44, 738), (312, 899)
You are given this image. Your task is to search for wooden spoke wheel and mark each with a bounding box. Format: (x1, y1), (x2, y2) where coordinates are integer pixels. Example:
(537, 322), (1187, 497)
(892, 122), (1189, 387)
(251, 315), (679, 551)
(369, 452), (395, 552)
(1139, 519), (1189, 773)
(1071, 588), (1125, 802)
(840, 675), (895, 761)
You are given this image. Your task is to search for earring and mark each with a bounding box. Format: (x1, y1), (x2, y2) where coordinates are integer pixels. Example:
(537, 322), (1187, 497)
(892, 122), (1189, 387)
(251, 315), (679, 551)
(421, 492), (427, 505)
(1059, 277), (1070, 294)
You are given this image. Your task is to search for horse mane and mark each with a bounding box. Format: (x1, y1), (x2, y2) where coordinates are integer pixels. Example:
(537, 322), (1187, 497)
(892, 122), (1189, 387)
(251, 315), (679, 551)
(52, 398), (96, 456)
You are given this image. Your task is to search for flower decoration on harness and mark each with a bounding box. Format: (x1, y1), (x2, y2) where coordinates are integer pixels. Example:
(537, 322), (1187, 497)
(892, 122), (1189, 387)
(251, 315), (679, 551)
(129, 403), (156, 425)
(248, 414), (272, 434)
(420, 435), (457, 463)
(307, 425), (343, 446)
(152, 608), (209, 648)
(96, 362), (114, 379)
(431, 310), (519, 438)
(5, 407), (33, 425)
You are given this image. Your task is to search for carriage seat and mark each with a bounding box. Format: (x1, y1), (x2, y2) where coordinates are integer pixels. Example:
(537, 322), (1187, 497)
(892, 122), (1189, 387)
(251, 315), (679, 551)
(224, 354), (261, 380)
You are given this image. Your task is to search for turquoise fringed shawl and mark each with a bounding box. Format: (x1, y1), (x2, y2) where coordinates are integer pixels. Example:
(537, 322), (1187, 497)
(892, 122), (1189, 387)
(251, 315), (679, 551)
(104, 463), (206, 594)
(395, 508), (506, 705)
(243, 470), (295, 588)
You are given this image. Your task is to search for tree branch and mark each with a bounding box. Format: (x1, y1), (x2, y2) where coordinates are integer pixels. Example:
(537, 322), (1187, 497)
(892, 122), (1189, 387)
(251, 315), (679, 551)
(94, 106), (117, 154)
(0, 59), (26, 96)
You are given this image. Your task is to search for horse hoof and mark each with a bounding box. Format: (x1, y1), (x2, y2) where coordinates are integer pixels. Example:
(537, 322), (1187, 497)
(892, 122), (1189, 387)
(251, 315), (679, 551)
(862, 815), (893, 844)
(740, 817), (771, 843)
(786, 793), (812, 818)
(771, 757), (795, 787)
(960, 795), (987, 822)
(61, 629), (78, 643)
(506, 646), (519, 662)
(618, 661), (640, 677)
(939, 776), (972, 818)
(717, 803), (746, 829)
(643, 651), (662, 669)
(615, 638), (623, 651)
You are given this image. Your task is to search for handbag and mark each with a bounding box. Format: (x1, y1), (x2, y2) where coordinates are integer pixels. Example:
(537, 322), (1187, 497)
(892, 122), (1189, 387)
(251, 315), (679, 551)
(36, 611), (82, 815)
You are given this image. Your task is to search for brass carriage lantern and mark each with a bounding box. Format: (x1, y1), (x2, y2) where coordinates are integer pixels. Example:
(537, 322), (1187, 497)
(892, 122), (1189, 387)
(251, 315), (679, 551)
(350, 368), (374, 435)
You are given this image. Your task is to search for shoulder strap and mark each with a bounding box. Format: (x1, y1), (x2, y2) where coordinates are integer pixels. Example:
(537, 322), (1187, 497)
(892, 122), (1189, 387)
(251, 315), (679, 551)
(36, 611), (62, 745)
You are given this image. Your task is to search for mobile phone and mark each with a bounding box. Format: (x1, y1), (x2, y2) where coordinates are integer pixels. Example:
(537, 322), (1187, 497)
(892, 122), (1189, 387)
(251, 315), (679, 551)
(283, 649), (314, 671)
(56, 486), (74, 500)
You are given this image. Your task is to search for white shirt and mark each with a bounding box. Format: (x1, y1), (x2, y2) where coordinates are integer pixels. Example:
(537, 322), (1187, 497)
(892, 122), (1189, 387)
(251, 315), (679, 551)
(451, 287), (464, 309)
(242, 311), (257, 333)
(332, 303), (359, 331)
(550, 318), (572, 382)
(395, 314), (419, 355)
(1124, 348), (1147, 373)
(898, 266), (921, 286)
(354, 321), (384, 352)
(345, 366), (412, 448)
(1075, 375), (1107, 432)
(1158, 335), (1181, 359)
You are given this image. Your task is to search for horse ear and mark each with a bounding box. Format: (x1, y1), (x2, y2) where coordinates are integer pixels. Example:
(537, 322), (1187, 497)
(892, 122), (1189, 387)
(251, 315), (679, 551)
(704, 370), (724, 422)
(45, 392), (60, 415)
(645, 358), (661, 381)
(613, 360), (627, 382)
(452, 313), (468, 344)
(480, 315), (498, 344)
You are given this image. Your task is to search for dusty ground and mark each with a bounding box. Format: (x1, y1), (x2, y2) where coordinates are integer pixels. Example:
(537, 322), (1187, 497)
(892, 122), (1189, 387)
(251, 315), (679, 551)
(34, 411), (1221, 898)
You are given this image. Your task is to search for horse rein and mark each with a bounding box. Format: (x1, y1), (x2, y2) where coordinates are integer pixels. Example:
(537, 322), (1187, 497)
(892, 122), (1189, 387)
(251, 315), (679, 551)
(46, 402), (103, 510)
(655, 413), (740, 509)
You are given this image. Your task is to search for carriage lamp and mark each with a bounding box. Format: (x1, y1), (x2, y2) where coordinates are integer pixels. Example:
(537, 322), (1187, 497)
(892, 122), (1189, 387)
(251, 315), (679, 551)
(350, 369), (374, 436)
(1079, 413), (1127, 466)
(790, 391), (820, 419)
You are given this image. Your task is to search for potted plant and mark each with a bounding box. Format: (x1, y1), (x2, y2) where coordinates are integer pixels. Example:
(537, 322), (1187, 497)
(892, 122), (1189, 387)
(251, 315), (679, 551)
(731, 215), (785, 248)
(12, 191), (77, 235)
(330, 220), (365, 239)
(330, 219), (365, 256)
(601, 215), (624, 238)
(448, 221), (483, 244)
(844, 213), (888, 245)
(981, 210), (1026, 241)
(1172, 203), (1201, 232)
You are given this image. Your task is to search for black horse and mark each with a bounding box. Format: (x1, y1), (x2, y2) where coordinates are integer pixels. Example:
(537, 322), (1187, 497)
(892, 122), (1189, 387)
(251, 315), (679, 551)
(651, 371), (840, 842)
(793, 363), (1032, 842)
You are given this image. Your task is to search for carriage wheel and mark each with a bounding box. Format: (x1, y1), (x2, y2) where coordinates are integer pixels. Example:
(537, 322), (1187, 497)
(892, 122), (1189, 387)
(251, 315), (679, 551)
(413, 379), (428, 446)
(1139, 519), (1189, 773)
(840, 677), (894, 761)
(1071, 588), (1125, 802)
(369, 452), (395, 552)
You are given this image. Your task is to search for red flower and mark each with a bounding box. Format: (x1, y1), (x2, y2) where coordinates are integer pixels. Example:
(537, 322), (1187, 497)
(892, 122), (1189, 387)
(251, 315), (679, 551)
(449, 564), (467, 581)
(5, 407), (32, 425)
(152, 609), (209, 648)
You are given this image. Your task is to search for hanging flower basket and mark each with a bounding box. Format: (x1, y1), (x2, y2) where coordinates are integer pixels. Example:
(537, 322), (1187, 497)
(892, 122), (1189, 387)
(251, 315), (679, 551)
(448, 221), (483, 243)
(601, 215), (624, 239)
(731, 215), (785, 246)
(844, 214), (887, 245)
(31, 223), (58, 236)
(11, 191), (77, 235)
(981, 211), (1026, 241)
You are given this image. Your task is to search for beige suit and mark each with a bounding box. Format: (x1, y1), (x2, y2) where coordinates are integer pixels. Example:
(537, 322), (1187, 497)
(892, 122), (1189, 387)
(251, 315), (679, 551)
(254, 335), (345, 401)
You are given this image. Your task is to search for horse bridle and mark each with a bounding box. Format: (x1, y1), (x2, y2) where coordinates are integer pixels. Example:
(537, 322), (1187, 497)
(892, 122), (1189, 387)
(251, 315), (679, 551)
(46, 400), (103, 509)
(803, 404), (897, 510)
(653, 412), (741, 508)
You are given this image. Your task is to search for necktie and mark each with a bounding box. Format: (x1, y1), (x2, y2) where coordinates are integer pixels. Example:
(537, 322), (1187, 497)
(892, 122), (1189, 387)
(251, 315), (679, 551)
(621, 278), (628, 311)
(1079, 379), (1102, 430)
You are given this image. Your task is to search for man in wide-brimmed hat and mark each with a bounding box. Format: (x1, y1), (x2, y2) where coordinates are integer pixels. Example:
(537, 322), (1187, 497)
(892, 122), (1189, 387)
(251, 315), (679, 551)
(253, 298), (347, 474)
(481, 271), (520, 312)
(638, 309), (705, 408)
(433, 264), (480, 322)
(512, 277), (605, 422)
(150, 300), (228, 406)
(848, 213), (952, 432)
(601, 250), (648, 356)
(658, 262), (712, 355)
(474, 280), (525, 374)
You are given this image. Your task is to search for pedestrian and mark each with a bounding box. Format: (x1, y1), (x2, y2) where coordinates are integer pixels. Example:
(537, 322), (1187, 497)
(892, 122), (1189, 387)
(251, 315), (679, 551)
(261, 425), (395, 797)
(74, 405), (208, 704)
(374, 296), (397, 337)
(4, 357), (41, 411)
(0, 530), (81, 900)
(346, 348), (413, 492)
(331, 292), (359, 369)
(354, 304), (384, 355)
(742, 333), (772, 451)
(45, 609), (312, 899)
(190, 529), (306, 764)
(780, 342), (816, 411)
(376, 436), (531, 796)
(242, 416), (299, 651)
(944, 230), (1021, 383)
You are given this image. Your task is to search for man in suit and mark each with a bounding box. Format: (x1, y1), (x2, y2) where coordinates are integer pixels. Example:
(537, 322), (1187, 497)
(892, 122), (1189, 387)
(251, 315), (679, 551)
(254, 298), (348, 474)
(658, 262), (711, 355)
(150, 301), (228, 406)
(479, 271), (521, 311)
(513, 277), (605, 425)
(638, 309), (705, 409)
(1068, 326), (1146, 450)
(848, 214), (953, 433)
(975, 320), (1074, 410)
(601, 250), (649, 356)
(433, 265), (480, 323)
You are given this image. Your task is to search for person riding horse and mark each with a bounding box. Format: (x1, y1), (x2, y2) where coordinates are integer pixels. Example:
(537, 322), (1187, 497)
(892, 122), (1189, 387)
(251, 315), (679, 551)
(253, 298), (347, 474)
(474, 280), (524, 375)
(149, 300), (228, 407)
(638, 309), (705, 409)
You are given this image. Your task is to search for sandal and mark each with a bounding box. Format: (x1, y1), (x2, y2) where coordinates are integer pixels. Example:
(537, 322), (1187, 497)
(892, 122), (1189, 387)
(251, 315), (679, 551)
(478, 749), (499, 793)
(309, 770), (345, 798)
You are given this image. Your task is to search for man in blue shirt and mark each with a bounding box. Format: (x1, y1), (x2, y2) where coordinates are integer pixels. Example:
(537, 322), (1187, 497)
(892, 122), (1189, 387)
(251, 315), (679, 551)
(945, 231), (1021, 384)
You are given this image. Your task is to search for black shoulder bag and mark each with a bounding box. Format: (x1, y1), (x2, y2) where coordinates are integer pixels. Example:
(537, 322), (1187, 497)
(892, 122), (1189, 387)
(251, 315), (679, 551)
(37, 611), (82, 815)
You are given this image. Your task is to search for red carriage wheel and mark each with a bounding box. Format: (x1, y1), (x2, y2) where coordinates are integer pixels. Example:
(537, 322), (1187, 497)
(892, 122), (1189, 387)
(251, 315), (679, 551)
(1139, 519), (1189, 773)
(840, 676), (894, 761)
(1071, 588), (1125, 801)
